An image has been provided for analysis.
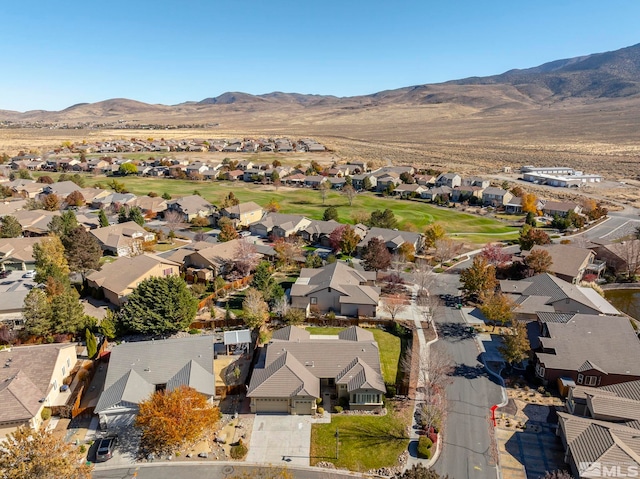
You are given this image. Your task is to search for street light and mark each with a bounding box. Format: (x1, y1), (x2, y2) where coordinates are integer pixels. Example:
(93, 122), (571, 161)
(335, 428), (339, 460)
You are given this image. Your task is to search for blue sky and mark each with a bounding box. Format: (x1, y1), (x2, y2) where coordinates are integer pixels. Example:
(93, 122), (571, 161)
(1, 1), (639, 112)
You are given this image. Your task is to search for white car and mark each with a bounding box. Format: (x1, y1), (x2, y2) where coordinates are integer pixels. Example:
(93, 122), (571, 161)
(22, 270), (36, 279)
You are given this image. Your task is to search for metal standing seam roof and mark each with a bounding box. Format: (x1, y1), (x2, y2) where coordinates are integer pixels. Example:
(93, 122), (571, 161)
(223, 329), (252, 345)
(586, 394), (640, 421)
(336, 357), (386, 393)
(247, 351), (320, 398)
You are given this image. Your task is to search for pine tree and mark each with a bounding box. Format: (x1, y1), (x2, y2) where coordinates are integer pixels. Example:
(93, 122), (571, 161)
(85, 328), (98, 358)
(98, 208), (109, 227)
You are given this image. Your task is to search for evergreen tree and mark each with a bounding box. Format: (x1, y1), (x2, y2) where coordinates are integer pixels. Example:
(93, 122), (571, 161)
(22, 289), (52, 337)
(367, 209), (398, 229)
(63, 226), (102, 273)
(50, 289), (85, 334)
(0, 215), (22, 238)
(48, 210), (78, 239)
(98, 208), (109, 227)
(119, 276), (198, 335)
(85, 328), (98, 358)
(362, 237), (392, 271)
(323, 206), (339, 221)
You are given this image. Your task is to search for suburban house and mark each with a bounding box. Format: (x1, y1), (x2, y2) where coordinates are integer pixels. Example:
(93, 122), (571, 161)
(90, 221), (156, 257)
(304, 175), (327, 188)
(182, 239), (249, 278)
(91, 192), (137, 210)
(166, 195), (214, 222)
(132, 196), (168, 216)
(523, 244), (604, 283)
(542, 201), (582, 218)
(86, 253), (181, 306)
(0, 344), (78, 437)
(481, 187), (513, 207)
(247, 325), (385, 414)
(461, 176), (490, 189)
(565, 379), (640, 419)
(375, 173), (401, 192)
(357, 227), (423, 255)
(421, 186), (452, 202)
(451, 185), (484, 203)
(220, 201), (264, 227)
(351, 174), (377, 190)
(40, 180), (82, 201)
(13, 209), (60, 236)
(299, 220), (349, 247)
(290, 262), (380, 317)
(0, 237), (41, 271)
(95, 337), (215, 429)
(588, 239), (640, 277)
(534, 314), (640, 387)
(435, 173), (462, 188)
(393, 184), (427, 198)
(500, 273), (620, 321)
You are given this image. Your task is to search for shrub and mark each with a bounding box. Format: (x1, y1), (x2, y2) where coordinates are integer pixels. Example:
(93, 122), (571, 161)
(417, 436), (433, 459)
(385, 384), (397, 397)
(339, 397), (349, 409)
(537, 386), (546, 394)
(41, 407), (52, 421)
(230, 439), (248, 459)
(545, 392), (552, 397)
(191, 282), (207, 296)
(325, 311), (336, 321)
(188, 328), (200, 335)
(79, 444), (86, 453)
(333, 406), (343, 413)
(428, 432), (438, 444)
(317, 407), (324, 415)
(316, 398), (323, 405)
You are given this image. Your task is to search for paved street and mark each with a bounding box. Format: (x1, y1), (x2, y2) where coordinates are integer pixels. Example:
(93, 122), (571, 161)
(430, 273), (504, 479)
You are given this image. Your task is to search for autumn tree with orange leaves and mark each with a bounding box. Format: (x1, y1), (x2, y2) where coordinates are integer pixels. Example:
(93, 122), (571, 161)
(136, 386), (220, 456)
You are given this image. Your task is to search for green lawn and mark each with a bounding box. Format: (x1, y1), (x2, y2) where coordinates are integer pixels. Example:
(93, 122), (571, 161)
(153, 239), (189, 252)
(38, 172), (519, 244)
(305, 327), (400, 385)
(310, 401), (410, 471)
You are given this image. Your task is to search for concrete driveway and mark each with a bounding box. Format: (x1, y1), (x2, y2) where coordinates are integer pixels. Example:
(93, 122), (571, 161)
(246, 414), (312, 466)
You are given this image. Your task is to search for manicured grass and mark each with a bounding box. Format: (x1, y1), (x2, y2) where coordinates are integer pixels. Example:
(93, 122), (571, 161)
(153, 239), (189, 252)
(42, 171), (519, 244)
(310, 401), (410, 471)
(305, 327), (400, 385)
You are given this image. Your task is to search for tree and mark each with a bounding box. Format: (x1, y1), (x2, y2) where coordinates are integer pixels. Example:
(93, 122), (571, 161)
(329, 224), (347, 252)
(65, 190), (85, 207)
(37, 175), (54, 184)
(342, 184), (357, 206)
(395, 464), (451, 479)
(234, 239), (260, 277)
(191, 216), (209, 228)
(424, 223), (446, 249)
(413, 259), (434, 296)
(518, 225), (551, 251)
(362, 237), (392, 271)
(98, 208), (109, 227)
(524, 249), (553, 275)
(164, 209), (186, 232)
(265, 198), (280, 213)
(479, 292), (514, 329)
(398, 242), (416, 262)
(319, 181), (331, 205)
(382, 294), (407, 320)
(242, 288), (269, 329)
(127, 206), (145, 226)
(0, 426), (92, 479)
(0, 215), (22, 238)
(272, 236), (304, 270)
(323, 206), (339, 221)
(85, 328), (98, 358)
(251, 261), (277, 301)
(42, 193), (61, 211)
(305, 253), (323, 268)
(48, 210), (78, 239)
(33, 235), (70, 284)
(520, 192), (538, 214)
(162, 192), (172, 200)
(49, 288), (86, 334)
(480, 243), (510, 267)
(136, 386), (220, 457)
(400, 172), (415, 184)
(218, 217), (239, 242)
(63, 226), (102, 273)
(221, 191), (240, 208)
(340, 224), (360, 257)
(363, 176), (373, 191)
(460, 255), (497, 299)
(119, 276), (198, 335)
(118, 162), (138, 175)
(23, 289), (52, 337)
(499, 320), (530, 367)
(433, 237), (461, 267)
(99, 311), (117, 340)
(368, 209), (398, 229)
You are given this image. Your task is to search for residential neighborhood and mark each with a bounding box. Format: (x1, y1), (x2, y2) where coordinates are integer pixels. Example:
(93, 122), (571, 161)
(0, 148), (638, 479)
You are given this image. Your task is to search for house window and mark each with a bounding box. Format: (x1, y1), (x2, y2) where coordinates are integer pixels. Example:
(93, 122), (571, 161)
(62, 366), (66, 376)
(577, 374), (584, 384)
(585, 376), (598, 386)
(67, 358), (71, 368)
(535, 363), (545, 378)
(310, 297), (317, 305)
(53, 380), (58, 390)
(163, 268), (173, 276)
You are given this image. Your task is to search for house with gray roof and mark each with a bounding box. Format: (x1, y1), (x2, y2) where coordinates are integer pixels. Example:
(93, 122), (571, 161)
(482, 187), (513, 207)
(220, 201), (264, 227)
(357, 227), (423, 255)
(435, 173), (461, 188)
(534, 314), (640, 388)
(247, 325), (385, 414)
(290, 262), (380, 317)
(90, 221), (155, 257)
(166, 195), (214, 222)
(523, 244), (604, 283)
(500, 273), (620, 321)
(95, 336), (215, 429)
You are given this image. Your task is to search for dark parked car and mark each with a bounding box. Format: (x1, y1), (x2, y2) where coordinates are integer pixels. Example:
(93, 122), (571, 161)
(95, 436), (118, 462)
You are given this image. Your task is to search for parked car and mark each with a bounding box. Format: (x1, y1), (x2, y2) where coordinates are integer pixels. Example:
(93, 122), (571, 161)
(22, 270), (36, 279)
(95, 436), (118, 462)
(0, 270), (9, 279)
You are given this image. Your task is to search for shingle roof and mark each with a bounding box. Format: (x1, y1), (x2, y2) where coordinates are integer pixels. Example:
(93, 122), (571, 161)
(247, 351), (320, 398)
(527, 244), (594, 280)
(338, 326), (374, 342)
(95, 337), (215, 413)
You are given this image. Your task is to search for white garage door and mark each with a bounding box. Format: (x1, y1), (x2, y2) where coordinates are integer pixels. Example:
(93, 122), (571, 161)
(255, 398), (289, 413)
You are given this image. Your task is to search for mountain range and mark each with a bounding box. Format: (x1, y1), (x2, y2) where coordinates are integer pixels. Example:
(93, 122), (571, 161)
(2, 42), (640, 123)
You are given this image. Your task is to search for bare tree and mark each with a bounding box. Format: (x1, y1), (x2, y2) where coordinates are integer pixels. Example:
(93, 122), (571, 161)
(413, 259), (434, 295)
(164, 210), (186, 232)
(272, 296), (290, 319)
(234, 239), (261, 277)
(618, 239), (640, 278)
(342, 184), (357, 206)
(319, 181), (331, 205)
(382, 294), (408, 320)
(433, 238), (462, 267)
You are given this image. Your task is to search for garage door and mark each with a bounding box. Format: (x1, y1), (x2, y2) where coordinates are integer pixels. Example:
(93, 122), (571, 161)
(254, 398), (289, 413)
(292, 399), (313, 415)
